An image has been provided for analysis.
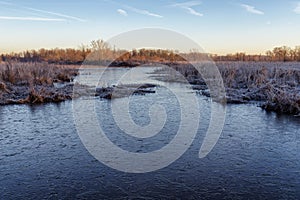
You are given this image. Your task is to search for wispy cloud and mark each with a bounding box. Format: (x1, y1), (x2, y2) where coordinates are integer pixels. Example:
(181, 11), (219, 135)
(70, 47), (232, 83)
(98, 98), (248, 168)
(117, 9), (128, 16)
(0, 1), (85, 22)
(171, 1), (203, 17)
(102, 0), (162, 18)
(0, 1), (13, 5)
(25, 7), (86, 22)
(241, 4), (264, 15)
(123, 5), (163, 18)
(185, 7), (203, 16)
(172, 1), (202, 8)
(0, 16), (65, 21)
(294, 2), (300, 14)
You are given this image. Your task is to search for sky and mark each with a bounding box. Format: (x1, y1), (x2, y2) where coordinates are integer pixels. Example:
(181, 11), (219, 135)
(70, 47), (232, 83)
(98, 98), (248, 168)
(0, 0), (300, 55)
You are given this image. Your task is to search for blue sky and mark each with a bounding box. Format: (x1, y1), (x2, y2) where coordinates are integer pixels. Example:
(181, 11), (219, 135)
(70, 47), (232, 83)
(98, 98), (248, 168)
(0, 0), (300, 54)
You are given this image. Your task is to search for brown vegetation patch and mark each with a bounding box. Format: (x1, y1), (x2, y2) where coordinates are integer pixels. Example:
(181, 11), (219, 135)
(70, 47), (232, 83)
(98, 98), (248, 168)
(155, 62), (300, 115)
(0, 62), (79, 105)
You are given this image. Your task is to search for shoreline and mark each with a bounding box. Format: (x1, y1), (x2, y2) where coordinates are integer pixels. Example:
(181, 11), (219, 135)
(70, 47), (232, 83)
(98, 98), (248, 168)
(0, 62), (79, 105)
(152, 61), (300, 116)
(1, 61), (299, 116)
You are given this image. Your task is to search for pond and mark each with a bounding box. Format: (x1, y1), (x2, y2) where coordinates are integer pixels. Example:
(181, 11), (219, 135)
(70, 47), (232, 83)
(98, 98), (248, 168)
(0, 67), (299, 199)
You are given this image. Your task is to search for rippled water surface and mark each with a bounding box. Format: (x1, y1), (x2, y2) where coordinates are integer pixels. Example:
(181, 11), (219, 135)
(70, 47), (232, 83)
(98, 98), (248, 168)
(0, 67), (299, 199)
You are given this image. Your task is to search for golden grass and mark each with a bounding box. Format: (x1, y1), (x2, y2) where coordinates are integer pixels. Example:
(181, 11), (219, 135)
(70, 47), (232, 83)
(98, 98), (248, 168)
(0, 62), (78, 104)
(0, 62), (78, 86)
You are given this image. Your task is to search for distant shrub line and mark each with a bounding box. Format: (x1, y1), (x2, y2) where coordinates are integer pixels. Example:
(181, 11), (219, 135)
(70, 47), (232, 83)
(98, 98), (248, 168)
(1, 40), (300, 64)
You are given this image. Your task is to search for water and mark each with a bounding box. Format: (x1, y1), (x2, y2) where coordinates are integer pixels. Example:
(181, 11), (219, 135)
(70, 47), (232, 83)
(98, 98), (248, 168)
(0, 67), (299, 199)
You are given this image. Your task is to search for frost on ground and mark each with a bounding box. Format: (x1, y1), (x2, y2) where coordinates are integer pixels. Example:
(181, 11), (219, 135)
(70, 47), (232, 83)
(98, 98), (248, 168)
(154, 62), (300, 115)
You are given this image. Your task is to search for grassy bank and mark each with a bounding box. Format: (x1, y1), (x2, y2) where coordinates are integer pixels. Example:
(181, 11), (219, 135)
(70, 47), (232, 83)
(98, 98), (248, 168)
(0, 62), (79, 105)
(156, 62), (300, 115)
(1, 61), (300, 115)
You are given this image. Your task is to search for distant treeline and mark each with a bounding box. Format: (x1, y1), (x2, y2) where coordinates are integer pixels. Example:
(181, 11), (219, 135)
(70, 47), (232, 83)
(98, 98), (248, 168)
(1, 40), (300, 64)
(212, 46), (300, 62)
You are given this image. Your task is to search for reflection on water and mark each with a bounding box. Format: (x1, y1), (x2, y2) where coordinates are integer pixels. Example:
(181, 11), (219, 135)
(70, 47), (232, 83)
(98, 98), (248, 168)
(0, 67), (299, 199)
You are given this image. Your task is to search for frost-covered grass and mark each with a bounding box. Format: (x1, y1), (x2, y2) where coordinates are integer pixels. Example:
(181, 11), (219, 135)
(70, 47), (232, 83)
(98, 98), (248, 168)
(157, 62), (300, 115)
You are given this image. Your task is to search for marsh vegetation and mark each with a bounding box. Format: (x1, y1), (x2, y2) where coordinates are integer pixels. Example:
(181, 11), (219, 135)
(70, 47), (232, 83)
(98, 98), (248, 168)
(0, 62), (79, 104)
(156, 62), (300, 115)
(1, 43), (300, 116)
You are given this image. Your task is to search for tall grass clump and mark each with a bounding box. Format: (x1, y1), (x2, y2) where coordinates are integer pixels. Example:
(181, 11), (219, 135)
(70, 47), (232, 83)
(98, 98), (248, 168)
(0, 62), (78, 86)
(0, 62), (78, 104)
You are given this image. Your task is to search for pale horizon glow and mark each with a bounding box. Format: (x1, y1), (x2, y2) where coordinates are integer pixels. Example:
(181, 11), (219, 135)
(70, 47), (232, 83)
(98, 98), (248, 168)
(0, 0), (300, 55)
